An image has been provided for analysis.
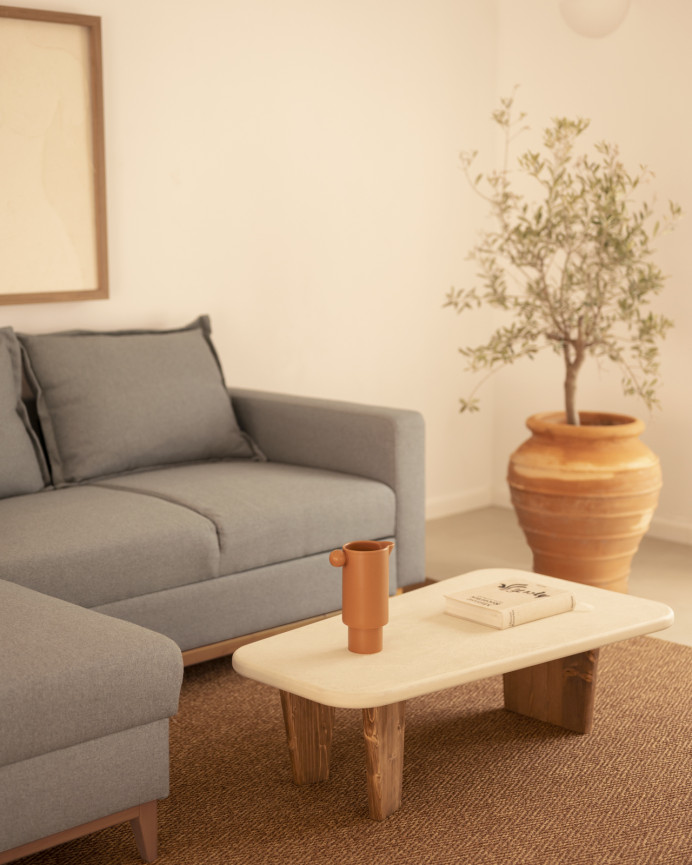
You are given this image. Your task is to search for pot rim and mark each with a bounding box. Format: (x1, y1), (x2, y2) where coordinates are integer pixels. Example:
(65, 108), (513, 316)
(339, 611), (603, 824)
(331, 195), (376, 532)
(527, 411), (645, 439)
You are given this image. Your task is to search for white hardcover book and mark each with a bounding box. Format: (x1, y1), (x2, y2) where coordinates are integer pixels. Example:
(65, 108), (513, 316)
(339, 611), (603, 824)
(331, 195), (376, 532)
(443, 580), (576, 629)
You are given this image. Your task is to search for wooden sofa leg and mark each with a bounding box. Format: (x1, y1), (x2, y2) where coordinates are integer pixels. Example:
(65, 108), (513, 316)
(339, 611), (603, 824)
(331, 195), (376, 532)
(130, 800), (158, 862)
(0, 800), (159, 865)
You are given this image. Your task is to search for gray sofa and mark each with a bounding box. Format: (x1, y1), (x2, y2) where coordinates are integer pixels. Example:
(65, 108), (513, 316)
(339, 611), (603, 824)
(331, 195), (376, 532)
(0, 317), (425, 861)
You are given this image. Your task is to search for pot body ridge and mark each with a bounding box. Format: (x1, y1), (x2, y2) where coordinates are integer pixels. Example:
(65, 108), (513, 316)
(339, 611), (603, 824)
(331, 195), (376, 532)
(507, 412), (661, 593)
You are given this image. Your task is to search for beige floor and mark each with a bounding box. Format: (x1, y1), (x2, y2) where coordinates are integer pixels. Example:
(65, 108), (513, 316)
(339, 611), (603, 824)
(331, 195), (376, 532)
(425, 506), (692, 647)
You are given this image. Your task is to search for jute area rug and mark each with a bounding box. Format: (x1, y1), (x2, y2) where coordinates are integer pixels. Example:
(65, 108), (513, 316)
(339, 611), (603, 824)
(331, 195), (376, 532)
(15, 636), (692, 865)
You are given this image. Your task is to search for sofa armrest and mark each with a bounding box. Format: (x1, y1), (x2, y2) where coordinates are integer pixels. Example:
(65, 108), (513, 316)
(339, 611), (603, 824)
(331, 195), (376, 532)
(229, 388), (425, 587)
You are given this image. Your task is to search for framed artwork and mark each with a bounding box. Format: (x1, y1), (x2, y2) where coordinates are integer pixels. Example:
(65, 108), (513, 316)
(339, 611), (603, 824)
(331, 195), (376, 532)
(0, 5), (108, 305)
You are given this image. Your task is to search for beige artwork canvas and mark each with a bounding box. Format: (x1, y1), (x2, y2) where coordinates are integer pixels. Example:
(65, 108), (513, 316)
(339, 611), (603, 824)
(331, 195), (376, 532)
(0, 7), (108, 304)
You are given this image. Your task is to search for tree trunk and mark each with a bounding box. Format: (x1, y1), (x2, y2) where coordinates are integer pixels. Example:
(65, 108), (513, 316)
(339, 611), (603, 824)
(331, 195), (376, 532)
(564, 364), (579, 425)
(563, 339), (585, 426)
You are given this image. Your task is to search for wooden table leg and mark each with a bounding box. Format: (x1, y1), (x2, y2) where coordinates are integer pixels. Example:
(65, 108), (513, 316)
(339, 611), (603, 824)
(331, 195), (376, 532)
(280, 690), (335, 784)
(503, 648), (600, 734)
(362, 701), (406, 820)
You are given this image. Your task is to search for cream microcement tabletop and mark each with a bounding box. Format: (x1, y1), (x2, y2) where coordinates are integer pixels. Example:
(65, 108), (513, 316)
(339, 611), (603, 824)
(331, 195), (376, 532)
(232, 569), (674, 709)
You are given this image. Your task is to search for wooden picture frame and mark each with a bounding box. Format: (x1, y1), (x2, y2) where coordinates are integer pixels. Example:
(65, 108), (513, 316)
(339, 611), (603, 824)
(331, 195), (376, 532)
(0, 5), (108, 305)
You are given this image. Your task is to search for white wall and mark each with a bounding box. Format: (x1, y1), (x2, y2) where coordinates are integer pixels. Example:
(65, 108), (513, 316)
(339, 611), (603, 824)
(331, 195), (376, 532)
(0, 0), (498, 518)
(489, 0), (692, 542)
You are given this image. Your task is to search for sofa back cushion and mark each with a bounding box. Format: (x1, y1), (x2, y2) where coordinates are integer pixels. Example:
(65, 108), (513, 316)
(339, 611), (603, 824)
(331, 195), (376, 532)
(19, 316), (261, 485)
(0, 328), (50, 498)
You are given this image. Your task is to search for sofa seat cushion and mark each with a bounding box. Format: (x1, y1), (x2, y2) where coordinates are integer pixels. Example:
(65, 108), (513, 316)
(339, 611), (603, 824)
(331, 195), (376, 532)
(0, 579), (182, 767)
(95, 461), (396, 575)
(0, 485), (220, 608)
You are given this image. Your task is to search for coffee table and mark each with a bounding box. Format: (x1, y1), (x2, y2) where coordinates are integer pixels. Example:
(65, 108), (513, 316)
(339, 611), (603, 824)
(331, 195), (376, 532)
(232, 569), (673, 820)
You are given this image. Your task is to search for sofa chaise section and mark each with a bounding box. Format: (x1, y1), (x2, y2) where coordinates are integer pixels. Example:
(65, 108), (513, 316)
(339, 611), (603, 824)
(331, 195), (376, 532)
(0, 579), (183, 864)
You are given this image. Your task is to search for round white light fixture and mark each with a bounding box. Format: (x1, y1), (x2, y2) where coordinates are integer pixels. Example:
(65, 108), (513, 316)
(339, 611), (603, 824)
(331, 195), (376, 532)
(559, 0), (631, 37)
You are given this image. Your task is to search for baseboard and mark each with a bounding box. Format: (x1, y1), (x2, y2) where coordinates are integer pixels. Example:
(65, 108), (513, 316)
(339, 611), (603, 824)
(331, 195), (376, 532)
(647, 517), (692, 546)
(425, 487), (493, 521)
(492, 485), (513, 508)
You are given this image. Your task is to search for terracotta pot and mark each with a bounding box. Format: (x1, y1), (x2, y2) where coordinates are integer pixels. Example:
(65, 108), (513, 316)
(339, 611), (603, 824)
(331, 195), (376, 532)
(329, 540), (394, 653)
(507, 412), (661, 593)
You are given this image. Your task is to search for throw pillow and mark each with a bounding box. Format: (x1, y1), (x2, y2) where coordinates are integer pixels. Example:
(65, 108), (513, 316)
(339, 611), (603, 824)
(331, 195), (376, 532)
(0, 327), (50, 497)
(19, 316), (262, 485)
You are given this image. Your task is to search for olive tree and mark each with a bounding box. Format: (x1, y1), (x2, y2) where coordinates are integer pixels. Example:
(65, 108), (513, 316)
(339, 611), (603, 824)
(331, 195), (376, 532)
(445, 93), (681, 425)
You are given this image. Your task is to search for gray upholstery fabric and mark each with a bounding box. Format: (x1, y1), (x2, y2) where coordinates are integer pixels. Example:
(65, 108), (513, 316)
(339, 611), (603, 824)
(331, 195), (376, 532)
(94, 546), (395, 651)
(19, 316), (260, 485)
(230, 388), (426, 586)
(0, 485), (220, 607)
(0, 580), (182, 766)
(0, 328), (49, 498)
(0, 720), (169, 852)
(96, 460), (396, 576)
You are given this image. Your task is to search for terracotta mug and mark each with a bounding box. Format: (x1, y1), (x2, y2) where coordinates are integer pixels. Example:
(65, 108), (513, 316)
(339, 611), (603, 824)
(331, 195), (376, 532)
(329, 540), (394, 654)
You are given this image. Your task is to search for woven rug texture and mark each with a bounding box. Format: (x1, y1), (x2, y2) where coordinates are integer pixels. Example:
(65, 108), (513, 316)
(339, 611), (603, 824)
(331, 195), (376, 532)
(11, 635), (692, 865)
